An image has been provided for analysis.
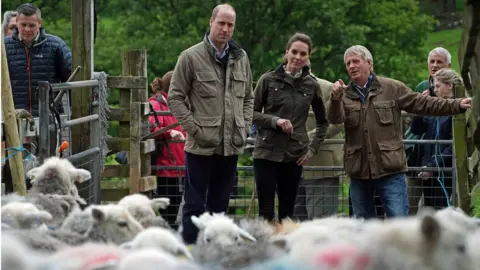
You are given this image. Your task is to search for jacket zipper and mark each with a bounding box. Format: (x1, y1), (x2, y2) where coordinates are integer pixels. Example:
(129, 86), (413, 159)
(25, 47), (32, 114)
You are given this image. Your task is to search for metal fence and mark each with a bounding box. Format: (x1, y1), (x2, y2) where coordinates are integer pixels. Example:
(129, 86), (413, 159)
(149, 133), (455, 226)
(37, 78), (105, 204)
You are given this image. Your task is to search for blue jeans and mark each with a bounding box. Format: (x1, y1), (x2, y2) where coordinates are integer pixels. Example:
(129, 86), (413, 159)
(350, 173), (409, 218)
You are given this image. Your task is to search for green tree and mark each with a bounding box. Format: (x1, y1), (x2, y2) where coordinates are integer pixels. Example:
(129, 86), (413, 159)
(3, 0), (435, 98)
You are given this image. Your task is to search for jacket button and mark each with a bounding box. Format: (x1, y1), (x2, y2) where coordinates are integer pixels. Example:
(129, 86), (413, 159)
(275, 88), (278, 91)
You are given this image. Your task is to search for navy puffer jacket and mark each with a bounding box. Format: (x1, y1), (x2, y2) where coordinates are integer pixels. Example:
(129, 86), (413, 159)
(5, 27), (72, 117)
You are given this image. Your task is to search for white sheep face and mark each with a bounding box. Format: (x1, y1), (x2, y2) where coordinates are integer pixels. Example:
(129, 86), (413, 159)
(26, 157), (91, 204)
(89, 205), (144, 245)
(1, 201), (52, 230)
(191, 214), (256, 247)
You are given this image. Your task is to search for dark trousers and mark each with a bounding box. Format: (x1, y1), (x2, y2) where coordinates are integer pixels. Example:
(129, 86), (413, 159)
(181, 152), (238, 244)
(253, 158), (302, 222)
(155, 177), (183, 229)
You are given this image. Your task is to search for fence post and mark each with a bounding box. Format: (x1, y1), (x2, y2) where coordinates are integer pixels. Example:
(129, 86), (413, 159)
(121, 49), (155, 194)
(453, 84), (470, 213)
(37, 81), (51, 162)
(91, 83), (102, 203)
(71, 0), (94, 155)
(1, 41), (26, 195)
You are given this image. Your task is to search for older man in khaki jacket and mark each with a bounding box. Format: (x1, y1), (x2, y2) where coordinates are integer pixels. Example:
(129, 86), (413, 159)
(294, 76), (344, 219)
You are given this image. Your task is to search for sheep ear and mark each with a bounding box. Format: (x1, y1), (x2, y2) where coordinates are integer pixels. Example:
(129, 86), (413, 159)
(191, 216), (205, 230)
(26, 167), (40, 179)
(120, 241), (133, 249)
(238, 228), (256, 243)
(75, 196), (87, 205)
(420, 215), (441, 247)
(69, 168), (91, 183)
(269, 235), (288, 250)
(92, 208), (106, 222)
(175, 247), (194, 261)
(151, 198), (170, 210)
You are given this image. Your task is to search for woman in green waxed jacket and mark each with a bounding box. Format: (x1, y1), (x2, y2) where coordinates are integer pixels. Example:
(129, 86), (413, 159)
(252, 33), (329, 222)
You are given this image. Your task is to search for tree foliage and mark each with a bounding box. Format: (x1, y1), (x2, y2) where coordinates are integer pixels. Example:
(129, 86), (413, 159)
(3, 0), (434, 104)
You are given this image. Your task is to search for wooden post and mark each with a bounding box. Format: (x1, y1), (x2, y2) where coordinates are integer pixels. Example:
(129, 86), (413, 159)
(1, 41), (26, 195)
(453, 85), (470, 213)
(71, 0), (94, 155)
(121, 49), (155, 194)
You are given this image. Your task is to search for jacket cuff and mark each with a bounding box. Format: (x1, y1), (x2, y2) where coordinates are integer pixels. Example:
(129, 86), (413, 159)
(271, 117), (279, 129)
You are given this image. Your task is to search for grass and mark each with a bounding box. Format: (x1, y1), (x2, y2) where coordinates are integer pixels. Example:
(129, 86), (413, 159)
(419, 27), (463, 79)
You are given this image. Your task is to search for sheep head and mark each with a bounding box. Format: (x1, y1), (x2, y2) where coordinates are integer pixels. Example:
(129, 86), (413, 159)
(191, 213), (256, 247)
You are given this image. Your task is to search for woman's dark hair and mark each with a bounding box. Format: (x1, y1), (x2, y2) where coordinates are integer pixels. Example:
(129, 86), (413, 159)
(283, 33), (313, 64)
(285, 32), (313, 54)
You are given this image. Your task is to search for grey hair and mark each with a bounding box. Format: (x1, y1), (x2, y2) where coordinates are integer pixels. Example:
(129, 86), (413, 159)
(344, 45), (374, 72)
(428, 47), (451, 64)
(434, 68), (463, 87)
(2, 11), (17, 36)
(16, 3), (42, 21)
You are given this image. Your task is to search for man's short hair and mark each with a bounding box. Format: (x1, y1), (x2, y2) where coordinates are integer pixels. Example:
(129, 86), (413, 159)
(16, 3), (42, 21)
(427, 47), (451, 64)
(211, 3), (235, 20)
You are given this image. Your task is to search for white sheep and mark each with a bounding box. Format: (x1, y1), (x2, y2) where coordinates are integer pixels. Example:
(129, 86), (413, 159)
(192, 212), (256, 247)
(26, 156), (91, 205)
(358, 212), (472, 270)
(190, 240), (287, 269)
(117, 193), (171, 228)
(81, 204), (145, 245)
(120, 227), (193, 261)
(1, 233), (51, 270)
(2, 192), (80, 229)
(238, 217), (275, 243)
(434, 206), (480, 232)
(466, 228), (480, 270)
(1, 201), (52, 230)
(45, 242), (129, 270)
(6, 204), (145, 253)
(116, 248), (199, 270)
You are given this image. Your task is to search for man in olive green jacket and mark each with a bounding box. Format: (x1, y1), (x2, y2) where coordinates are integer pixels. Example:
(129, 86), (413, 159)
(168, 4), (253, 244)
(329, 45), (471, 219)
(294, 77), (344, 219)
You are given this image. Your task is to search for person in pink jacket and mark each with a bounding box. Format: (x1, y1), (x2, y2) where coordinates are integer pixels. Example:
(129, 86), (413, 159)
(149, 71), (186, 229)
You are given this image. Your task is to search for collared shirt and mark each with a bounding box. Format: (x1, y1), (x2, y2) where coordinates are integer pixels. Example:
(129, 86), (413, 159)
(207, 35), (229, 59)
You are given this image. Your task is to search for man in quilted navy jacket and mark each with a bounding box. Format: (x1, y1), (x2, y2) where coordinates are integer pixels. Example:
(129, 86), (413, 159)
(4, 3), (72, 117)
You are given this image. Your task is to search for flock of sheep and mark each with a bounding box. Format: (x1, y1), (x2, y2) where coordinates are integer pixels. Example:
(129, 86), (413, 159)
(2, 156), (480, 270)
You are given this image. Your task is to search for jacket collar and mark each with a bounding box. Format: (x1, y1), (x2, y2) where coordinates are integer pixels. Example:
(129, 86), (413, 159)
(12, 27), (47, 47)
(345, 73), (383, 99)
(270, 64), (311, 87)
(202, 33), (244, 61)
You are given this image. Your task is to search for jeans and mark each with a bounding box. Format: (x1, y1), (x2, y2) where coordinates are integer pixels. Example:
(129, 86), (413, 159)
(350, 173), (409, 219)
